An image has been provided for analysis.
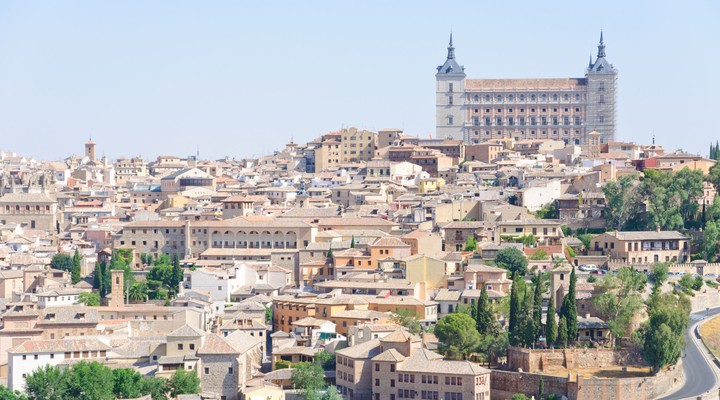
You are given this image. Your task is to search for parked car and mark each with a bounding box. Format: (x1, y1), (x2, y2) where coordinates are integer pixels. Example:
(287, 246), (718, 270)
(579, 264), (598, 272)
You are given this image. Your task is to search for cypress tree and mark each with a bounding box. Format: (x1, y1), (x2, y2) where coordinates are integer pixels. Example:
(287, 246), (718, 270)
(558, 316), (568, 348)
(71, 248), (82, 285)
(521, 288), (535, 347)
(546, 296), (557, 347)
(560, 267), (578, 344)
(532, 273), (543, 341)
(508, 272), (521, 344)
(470, 298), (478, 323)
(476, 283), (496, 336)
(93, 262), (103, 293)
(350, 236), (356, 248)
(538, 376), (545, 400)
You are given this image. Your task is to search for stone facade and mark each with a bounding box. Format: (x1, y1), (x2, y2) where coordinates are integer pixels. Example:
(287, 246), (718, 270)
(506, 347), (644, 374)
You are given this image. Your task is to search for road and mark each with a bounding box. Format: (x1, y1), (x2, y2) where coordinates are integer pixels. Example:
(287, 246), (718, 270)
(658, 307), (720, 400)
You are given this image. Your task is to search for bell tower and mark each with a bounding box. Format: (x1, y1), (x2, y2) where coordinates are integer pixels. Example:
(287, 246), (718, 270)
(109, 269), (125, 307)
(85, 138), (97, 161)
(435, 34), (466, 141)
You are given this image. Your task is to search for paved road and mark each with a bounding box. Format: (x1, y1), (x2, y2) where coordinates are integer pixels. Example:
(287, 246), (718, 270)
(658, 307), (720, 400)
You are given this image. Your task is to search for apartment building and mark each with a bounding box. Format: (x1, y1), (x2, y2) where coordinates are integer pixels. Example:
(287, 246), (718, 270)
(336, 330), (491, 400)
(0, 192), (58, 231)
(591, 231), (690, 264)
(341, 127), (378, 164)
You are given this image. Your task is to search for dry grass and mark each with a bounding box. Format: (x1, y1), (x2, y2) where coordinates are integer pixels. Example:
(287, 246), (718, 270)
(700, 314), (720, 359)
(541, 365), (652, 379)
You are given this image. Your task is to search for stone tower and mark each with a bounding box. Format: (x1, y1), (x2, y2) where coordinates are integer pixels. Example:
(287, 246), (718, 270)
(585, 31), (618, 144)
(436, 34), (466, 141)
(109, 269), (125, 307)
(85, 138), (97, 161)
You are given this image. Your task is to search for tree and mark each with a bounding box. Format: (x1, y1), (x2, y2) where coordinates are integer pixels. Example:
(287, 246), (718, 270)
(0, 385), (27, 400)
(93, 262), (103, 293)
(326, 247), (334, 259)
(479, 331), (509, 366)
(322, 386), (343, 400)
(678, 274), (694, 291)
(529, 249), (549, 260)
(513, 288), (535, 347)
(475, 284), (496, 336)
(71, 249), (82, 284)
(434, 313), (482, 359)
(167, 369), (200, 397)
(169, 254), (183, 297)
(496, 247), (529, 276)
(464, 235), (478, 252)
(265, 306), (273, 324)
(538, 376), (545, 400)
(24, 364), (68, 400)
(603, 175), (642, 231)
(138, 376), (168, 400)
(508, 272), (522, 344)
(651, 262), (669, 289)
(560, 267), (578, 344)
(593, 267), (646, 344)
(350, 236), (356, 248)
(532, 274), (543, 342)
(65, 361), (115, 400)
(128, 282), (148, 303)
(77, 292), (101, 306)
(701, 220), (720, 262)
(536, 202), (559, 219)
(391, 309), (422, 335)
(643, 293), (690, 372)
(557, 317), (568, 348)
(546, 296), (557, 347)
(50, 253), (73, 272)
(291, 362), (326, 391)
(511, 394), (530, 400)
(112, 368), (144, 399)
(313, 351), (336, 371)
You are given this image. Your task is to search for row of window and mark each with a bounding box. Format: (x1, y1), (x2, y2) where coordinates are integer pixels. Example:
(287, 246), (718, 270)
(3, 205), (51, 212)
(471, 116), (582, 127)
(465, 93), (584, 103)
(471, 130), (581, 137)
(474, 107), (582, 114)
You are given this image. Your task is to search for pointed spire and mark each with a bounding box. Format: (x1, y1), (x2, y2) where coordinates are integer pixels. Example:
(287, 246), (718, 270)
(588, 53), (593, 68)
(597, 29), (606, 58)
(447, 32), (455, 60)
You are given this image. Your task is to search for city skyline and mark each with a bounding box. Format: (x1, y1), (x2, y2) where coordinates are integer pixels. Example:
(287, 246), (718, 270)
(0, 1), (718, 160)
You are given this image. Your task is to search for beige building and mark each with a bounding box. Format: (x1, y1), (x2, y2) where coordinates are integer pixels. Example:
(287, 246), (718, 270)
(591, 231), (690, 264)
(336, 330), (491, 400)
(114, 156), (148, 184)
(0, 192), (58, 231)
(341, 127), (378, 164)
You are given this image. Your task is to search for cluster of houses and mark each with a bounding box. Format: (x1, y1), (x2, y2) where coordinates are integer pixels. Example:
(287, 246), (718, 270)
(0, 131), (714, 399)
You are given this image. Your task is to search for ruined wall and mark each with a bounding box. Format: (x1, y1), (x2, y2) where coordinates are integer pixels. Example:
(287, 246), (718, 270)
(507, 347), (644, 374)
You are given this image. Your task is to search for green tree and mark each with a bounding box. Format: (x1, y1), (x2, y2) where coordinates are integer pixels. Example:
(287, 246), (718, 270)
(322, 386), (343, 400)
(138, 376), (168, 400)
(643, 292), (690, 372)
(709, 163), (720, 190)
(112, 368), (144, 399)
(560, 267), (578, 344)
(511, 394), (530, 400)
(128, 282), (148, 303)
(603, 174), (642, 231)
(508, 272), (522, 344)
(536, 202), (559, 219)
(167, 369), (200, 397)
(678, 274), (694, 291)
(350, 236), (356, 248)
(475, 284), (496, 336)
(651, 262), (669, 289)
(529, 248), (549, 260)
(65, 361), (115, 400)
(24, 364), (68, 400)
(71, 249), (82, 284)
(169, 254), (183, 297)
(77, 292), (101, 306)
(313, 351), (336, 371)
(0, 385), (27, 400)
(644, 323), (682, 373)
(434, 313), (482, 359)
(546, 297), (557, 347)
(557, 316), (568, 348)
(532, 274), (543, 341)
(464, 235), (478, 251)
(479, 331), (509, 366)
(701, 220), (720, 262)
(514, 288), (535, 347)
(50, 253), (73, 272)
(496, 247), (528, 276)
(265, 306), (273, 324)
(291, 362), (326, 391)
(538, 376), (545, 400)
(593, 267), (646, 344)
(391, 309), (422, 335)
(93, 262), (103, 293)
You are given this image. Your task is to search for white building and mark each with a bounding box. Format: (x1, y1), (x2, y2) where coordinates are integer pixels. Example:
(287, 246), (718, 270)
(8, 338), (111, 391)
(36, 288), (85, 308)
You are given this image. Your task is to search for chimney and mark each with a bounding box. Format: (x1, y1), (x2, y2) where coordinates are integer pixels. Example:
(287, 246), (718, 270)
(585, 313), (591, 319)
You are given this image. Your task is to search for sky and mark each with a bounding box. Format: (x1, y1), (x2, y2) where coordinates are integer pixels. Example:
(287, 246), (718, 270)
(0, 1), (718, 161)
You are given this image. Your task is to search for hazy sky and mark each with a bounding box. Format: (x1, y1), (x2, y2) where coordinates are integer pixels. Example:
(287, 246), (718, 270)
(0, 1), (718, 161)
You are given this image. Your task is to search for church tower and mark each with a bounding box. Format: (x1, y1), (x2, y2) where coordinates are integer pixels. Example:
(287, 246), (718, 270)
(585, 31), (618, 144)
(109, 269), (125, 307)
(85, 138), (97, 161)
(435, 34), (466, 141)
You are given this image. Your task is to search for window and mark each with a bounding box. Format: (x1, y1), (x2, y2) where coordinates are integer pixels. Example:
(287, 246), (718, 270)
(448, 83), (453, 92)
(228, 367), (234, 374)
(189, 344), (195, 350)
(448, 96), (453, 105)
(375, 364), (380, 372)
(448, 116), (453, 125)
(178, 344), (184, 350)
(375, 379), (380, 386)
(204, 367), (210, 375)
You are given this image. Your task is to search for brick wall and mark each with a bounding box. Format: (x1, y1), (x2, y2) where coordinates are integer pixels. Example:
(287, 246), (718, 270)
(507, 347), (644, 373)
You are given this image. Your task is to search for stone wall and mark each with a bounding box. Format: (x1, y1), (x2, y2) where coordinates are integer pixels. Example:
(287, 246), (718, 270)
(507, 347), (644, 373)
(491, 361), (682, 400)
